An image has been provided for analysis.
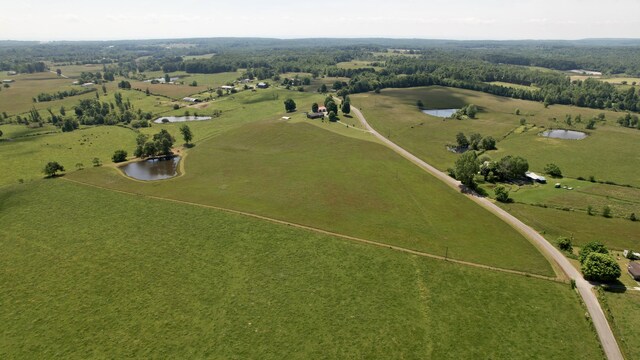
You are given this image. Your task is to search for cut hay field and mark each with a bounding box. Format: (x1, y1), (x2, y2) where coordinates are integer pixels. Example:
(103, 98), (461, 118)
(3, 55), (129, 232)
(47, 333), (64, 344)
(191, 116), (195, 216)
(0, 180), (603, 359)
(70, 118), (553, 275)
(351, 86), (640, 187)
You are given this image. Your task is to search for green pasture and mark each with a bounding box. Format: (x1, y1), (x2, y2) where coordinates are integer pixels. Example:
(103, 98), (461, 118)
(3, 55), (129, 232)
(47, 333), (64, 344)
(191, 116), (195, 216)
(0, 180), (603, 359)
(71, 117), (553, 275)
(0, 124), (137, 186)
(500, 203), (639, 250)
(487, 81), (540, 91)
(351, 86), (640, 187)
(337, 61), (382, 70)
(602, 291), (640, 360)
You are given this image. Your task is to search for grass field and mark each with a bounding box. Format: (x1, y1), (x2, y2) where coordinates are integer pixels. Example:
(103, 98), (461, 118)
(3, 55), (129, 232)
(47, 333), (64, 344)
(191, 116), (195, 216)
(505, 178), (640, 219)
(337, 61), (382, 71)
(0, 124), (137, 186)
(500, 203), (639, 250)
(487, 81), (540, 91)
(0, 180), (603, 359)
(602, 291), (640, 360)
(351, 86), (640, 187)
(70, 116), (553, 275)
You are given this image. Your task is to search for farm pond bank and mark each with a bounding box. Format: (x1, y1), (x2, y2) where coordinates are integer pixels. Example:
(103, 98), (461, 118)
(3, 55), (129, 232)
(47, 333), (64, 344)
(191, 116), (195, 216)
(120, 156), (181, 180)
(541, 129), (587, 140)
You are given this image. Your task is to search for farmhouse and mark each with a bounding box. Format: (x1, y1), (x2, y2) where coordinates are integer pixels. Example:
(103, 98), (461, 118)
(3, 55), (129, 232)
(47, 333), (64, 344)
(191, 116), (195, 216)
(307, 112), (325, 119)
(220, 85), (234, 90)
(182, 97), (201, 103)
(318, 106), (327, 113)
(628, 262), (640, 281)
(7, 71), (17, 76)
(525, 171), (546, 183)
(2, 79), (15, 83)
(257, 82), (268, 89)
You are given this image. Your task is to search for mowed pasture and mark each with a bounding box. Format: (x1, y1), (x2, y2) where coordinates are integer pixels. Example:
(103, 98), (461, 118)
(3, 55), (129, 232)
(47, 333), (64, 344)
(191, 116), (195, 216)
(501, 203), (639, 250)
(603, 291), (640, 360)
(351, 86), (640, 187)
(487, 81), (540, 91)
(71, 118), (553, 275)
(0, 180), (603, 359)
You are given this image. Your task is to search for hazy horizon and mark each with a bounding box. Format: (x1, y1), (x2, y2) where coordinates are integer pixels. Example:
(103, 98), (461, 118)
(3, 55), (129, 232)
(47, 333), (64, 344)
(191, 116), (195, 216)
(2, 0), (640, 42)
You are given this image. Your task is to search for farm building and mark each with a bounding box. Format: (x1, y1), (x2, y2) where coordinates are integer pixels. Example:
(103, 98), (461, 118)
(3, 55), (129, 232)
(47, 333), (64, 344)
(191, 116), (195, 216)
(2, 79), (15, 83)
(628, 262), (640, 281)
(257, 82), (268, 89)
(182, 97), (201, 103)
(7, 71), (17, 75)
(525, 172), (546, 183)
(220, 85), (234, 90)
(81, 82), (95, 87)
(307, 112), (325, 119)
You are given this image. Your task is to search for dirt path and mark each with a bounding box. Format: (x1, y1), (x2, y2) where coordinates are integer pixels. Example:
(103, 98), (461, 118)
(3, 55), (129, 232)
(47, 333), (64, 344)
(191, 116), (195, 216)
(351, 106), (623, 360)
(62, 177), (557, 282)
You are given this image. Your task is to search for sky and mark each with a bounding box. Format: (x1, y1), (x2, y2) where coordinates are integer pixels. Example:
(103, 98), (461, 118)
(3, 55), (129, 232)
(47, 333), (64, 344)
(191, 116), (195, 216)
(2, 0), (640, 41)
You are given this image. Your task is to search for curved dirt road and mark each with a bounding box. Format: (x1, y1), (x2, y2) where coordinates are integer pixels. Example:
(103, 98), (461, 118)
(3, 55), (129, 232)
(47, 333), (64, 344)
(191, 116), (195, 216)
(351, 106), (623, 360)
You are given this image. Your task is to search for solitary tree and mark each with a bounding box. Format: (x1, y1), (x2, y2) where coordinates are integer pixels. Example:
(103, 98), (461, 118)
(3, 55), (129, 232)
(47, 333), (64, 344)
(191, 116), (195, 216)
(557, 237), (573, 252)
(164, 73), (170, 83)
(341, 100), (351, 115)
(112, 150), (128, 163)
(284, 98), (297, 112)
(56, 69), (62, 76)
(581, 253), (621, 282)
(43, 161), (65, 177)
(544, 163), (563, 178)
(602, 205), (612, 218)
(454, 151), (479, 188)
(180, 124), (193, 145)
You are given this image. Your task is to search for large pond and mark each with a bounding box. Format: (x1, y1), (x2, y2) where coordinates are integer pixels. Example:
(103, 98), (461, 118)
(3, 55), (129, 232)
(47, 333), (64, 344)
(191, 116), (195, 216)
(421, 109), (459, 118)
(153, 116), (212, 124)
(541, 129), (587, 140)
(120, 156), (180, 180)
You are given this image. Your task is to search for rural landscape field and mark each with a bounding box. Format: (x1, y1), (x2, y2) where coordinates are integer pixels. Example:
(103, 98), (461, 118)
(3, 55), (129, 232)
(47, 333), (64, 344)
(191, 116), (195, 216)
(2, 1), (640, 359)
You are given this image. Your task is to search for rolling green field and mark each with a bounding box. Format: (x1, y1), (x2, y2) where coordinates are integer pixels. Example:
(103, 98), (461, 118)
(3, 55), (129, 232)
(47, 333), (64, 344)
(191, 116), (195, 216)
(69, 115), (553, 275)
(0, 180), (603, 359)
(501, 203), (639, 250)
(602, 291), (640, 360)
(0, 124), (137, 186)
(352, 86), (640, 187)
(487, 81), (540, 91)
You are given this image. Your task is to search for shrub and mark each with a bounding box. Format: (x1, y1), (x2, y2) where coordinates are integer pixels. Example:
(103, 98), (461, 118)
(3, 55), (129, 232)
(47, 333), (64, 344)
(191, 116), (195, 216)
(629, 213), (637, 222)
(557, 237), (573, 252)
(602, 206), (612, 218)
(112, 150), (128, 163)
(494, 185), (510, 203)
(544, 163), (562, 178)
(43, 161), (65, 177)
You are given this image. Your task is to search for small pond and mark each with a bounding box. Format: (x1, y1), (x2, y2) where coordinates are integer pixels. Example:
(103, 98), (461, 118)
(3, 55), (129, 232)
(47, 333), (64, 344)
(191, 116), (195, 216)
(540, 129), (587, 140)
(120, 156), (180, 180)
(153, 116), (212, 124)
(421, 109), (459, 118)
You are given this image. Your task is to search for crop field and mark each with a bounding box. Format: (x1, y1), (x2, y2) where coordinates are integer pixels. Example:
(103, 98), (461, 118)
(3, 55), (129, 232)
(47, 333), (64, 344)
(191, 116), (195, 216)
(0, 180), (603, 359)
(351, 86), (640, 187)
(129, 81), (208, 99)
(70, 116), (553, 275)
(52, 63), (106, 78)
(602, 291), (640, 360)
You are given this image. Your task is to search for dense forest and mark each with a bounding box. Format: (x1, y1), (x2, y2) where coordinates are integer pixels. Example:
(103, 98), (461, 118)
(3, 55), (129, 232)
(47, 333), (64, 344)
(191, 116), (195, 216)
(4, 38), (640, 113)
